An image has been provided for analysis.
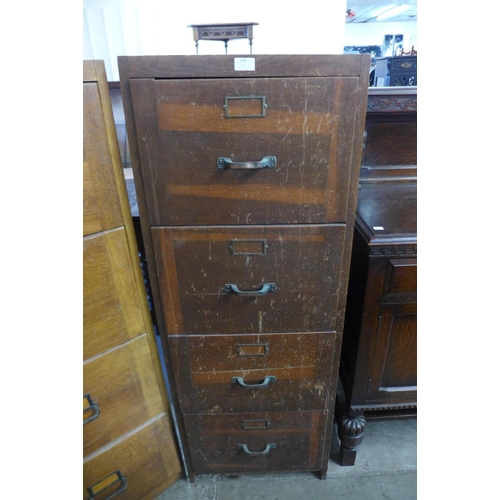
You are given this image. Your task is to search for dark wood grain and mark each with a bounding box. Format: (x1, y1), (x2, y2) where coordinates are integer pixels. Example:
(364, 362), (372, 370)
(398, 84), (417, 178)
(168, 333), (336, 413)
(129, 76), (359, 225)
(118, 54), (371, 479)
(119, 54), (370, 79)
(336, 119), (417, 464)
(152, 225), (345, 335)
(183, 411), (327, 473)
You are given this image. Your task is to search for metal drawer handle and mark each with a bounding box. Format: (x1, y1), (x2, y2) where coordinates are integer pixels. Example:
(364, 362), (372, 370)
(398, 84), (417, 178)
(232, 375), (276, 388)
(87, 470), (127, 500)
(83, 394), (100, 425)
(217, 156), (276, 170)
(238, 443), (276, 455)
(225, 283), (276, 297)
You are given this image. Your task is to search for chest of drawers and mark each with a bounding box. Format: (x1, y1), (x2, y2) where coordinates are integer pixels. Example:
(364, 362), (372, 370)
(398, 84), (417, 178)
(83, 60), (182, 498)
(119, 54), (370, 480)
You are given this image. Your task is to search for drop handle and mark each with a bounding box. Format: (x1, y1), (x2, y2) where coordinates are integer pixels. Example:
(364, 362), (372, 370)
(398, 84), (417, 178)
(83, 394), (100, 425)
(238, 443), (276, 455)
(86, 470), (127, 500)
(217, 156), (276, 169)
(225, 283), (276, 297)
(232, 375), (276, 388)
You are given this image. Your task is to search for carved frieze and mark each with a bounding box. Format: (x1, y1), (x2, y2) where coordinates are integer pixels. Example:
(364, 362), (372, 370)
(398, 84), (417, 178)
(367, 96), (417, 112)
(370, 245), (417, 256)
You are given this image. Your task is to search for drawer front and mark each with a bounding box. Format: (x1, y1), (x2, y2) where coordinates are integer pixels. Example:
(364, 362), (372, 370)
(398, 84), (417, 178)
(83, 229), (146, 360)
(83, 335), (164, 457)
(383, 258), (417, 301)
(152, 224), (345, 334)
(184, 411), (327, 474)
(83, 81), (123, 236)
(83, 415), (180, 500)
(130, 76), (360, 225)
(169, 333), (336, 413)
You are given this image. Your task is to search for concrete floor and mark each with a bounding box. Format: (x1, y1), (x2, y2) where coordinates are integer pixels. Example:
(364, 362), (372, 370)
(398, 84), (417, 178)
(154, 417), (417, 500)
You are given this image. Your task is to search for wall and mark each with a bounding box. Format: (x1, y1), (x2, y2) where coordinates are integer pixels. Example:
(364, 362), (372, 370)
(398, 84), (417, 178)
(83, 0), (348, 81)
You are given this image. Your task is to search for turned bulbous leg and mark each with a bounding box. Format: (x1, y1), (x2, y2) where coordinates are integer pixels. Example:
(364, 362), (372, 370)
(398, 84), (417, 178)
(337, 412), (366, 466)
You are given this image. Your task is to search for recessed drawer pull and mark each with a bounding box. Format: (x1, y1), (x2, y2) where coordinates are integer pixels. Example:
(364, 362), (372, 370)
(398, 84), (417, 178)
(217, 156), (276, 170)
(86, 470), (127, 500)
(83, 394), (100, 425)
(238, 443), (276, 455)
(225, 283), (276, 296)
(232, 375), (276, 388)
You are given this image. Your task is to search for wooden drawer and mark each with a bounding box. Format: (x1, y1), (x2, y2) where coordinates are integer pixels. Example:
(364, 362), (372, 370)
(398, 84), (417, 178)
(130, 76), (360, 225)
(152, 224), (345, 334)
(382, 258), (417, 301)
(184, 411), (328, 474)
(169, 333), (336, 413)
(83, 334), (164, 457)
(83, 229), (146, 360)
(83, 81), (123, 237)
(83, 415), (180, 500)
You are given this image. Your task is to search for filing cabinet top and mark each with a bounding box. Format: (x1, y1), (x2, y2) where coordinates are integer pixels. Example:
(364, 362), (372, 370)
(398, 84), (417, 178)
(118, 54), (371, 80)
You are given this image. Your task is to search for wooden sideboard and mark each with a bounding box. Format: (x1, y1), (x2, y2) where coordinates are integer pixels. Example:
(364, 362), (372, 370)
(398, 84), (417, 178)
(374, 56), (417, 87)
(83, 60), (182, 498)
(118, 54), (370, 480)
(335, 87), (417, 466)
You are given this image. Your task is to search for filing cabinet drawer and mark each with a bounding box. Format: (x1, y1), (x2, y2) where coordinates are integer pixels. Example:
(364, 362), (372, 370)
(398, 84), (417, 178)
(183, 411), (328, 474)
(152, 224), (346, 334)
(169, 333), (336, 413)
(83, 335), (164, 457)
(83, 81), (123, 237)
(83, 229), (146, 360)
(83, 415), (180, 500)
(130, 76), (360, 225)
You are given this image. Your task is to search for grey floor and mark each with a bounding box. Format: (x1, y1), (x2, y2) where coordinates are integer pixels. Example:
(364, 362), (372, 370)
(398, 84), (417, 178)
(154, 417), (417, 500)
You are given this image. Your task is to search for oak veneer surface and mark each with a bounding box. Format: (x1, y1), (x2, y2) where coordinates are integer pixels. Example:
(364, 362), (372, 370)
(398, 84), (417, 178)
(169, 332), (335, 413)
(83, 415), (180, 500)
(83, 60), (181, 498)
(130, 76), (358, 225)
(119, 54), (370, 479)
(83, 229), (145, 360)
(152, 225), (345, 335)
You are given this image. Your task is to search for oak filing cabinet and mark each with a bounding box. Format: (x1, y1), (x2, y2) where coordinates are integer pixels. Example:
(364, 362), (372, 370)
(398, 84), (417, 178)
(83, 60), (182, 499)
(118, 54), (370, 480)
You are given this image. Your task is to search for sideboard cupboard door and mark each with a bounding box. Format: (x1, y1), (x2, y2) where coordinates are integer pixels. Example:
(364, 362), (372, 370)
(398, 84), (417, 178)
(364, 302), (417, 405)
(129, 76), (361, 226)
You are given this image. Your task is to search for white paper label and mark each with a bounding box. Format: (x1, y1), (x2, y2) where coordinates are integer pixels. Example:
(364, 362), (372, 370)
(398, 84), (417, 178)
(234, 57), (255, 71)
(373, 226), (385, 230)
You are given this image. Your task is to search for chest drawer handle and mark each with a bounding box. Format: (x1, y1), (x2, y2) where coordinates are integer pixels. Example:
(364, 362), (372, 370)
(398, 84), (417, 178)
(232, 375), (276, 388)
(86, 470), (127, 500)
(238, 443), (276, 455)
(83, 394), (100, 425)
(217, 156), (276, 170)
(225, 283), (276, 296)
